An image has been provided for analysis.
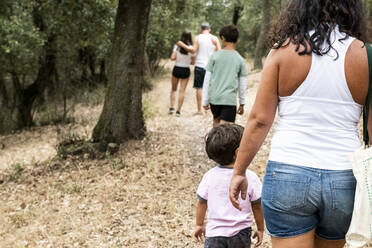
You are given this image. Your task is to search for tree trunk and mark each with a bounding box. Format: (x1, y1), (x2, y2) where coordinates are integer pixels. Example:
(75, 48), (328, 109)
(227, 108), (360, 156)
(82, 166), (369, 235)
(253, 0), (271, 70)
(22, 34), (57, 123)
(0, 75), (24, 134)
(0, 33), (57, 135)
(99, 60), (107, 84)
(232, 3), (244, 25)
(92, 0), (152, 146)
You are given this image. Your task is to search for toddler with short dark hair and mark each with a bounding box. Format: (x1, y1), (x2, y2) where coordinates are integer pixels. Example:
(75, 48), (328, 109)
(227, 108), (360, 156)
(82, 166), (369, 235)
(193, 124), (264, 248)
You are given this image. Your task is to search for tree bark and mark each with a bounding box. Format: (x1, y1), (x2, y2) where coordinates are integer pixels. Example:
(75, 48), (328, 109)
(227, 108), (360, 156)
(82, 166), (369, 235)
(99, 60), (107, 84)
(92, 0), (152, 146)
(22, 35), (57, 124)
(232, 3), (244, 25)
(253, 0), (271, 70)
(0, 75), (24, 134)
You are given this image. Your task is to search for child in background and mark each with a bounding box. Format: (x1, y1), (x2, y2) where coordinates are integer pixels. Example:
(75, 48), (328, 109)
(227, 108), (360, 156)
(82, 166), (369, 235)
(169, 30), (195, 116)
(193, 124), (264, 248)
(202, 25), (248, 127)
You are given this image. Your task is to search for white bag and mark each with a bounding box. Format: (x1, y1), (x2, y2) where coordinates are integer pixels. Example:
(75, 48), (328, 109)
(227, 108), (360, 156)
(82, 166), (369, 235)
(346, 146), (372, 248)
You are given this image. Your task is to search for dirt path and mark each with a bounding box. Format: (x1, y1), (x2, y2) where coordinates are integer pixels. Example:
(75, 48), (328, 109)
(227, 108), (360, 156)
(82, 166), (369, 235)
(0, 65), (275, 247)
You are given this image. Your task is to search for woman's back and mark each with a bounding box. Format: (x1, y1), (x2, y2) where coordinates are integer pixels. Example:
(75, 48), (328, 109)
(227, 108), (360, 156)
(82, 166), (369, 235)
(173, 45), (193, 67)
(230, 1), (370, 246)
(269, 28), (369, 170)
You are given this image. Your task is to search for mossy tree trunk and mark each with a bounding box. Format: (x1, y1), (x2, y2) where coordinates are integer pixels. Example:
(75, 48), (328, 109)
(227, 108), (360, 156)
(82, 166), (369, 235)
(0, 75), (24, 134)
(0, 35), (56, 135)
(92, 0), (152, 146)
(253, 0), (271, 70)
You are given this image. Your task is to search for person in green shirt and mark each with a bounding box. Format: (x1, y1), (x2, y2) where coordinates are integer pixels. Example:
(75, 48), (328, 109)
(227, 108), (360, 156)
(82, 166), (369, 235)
(202, 25), (248, 127)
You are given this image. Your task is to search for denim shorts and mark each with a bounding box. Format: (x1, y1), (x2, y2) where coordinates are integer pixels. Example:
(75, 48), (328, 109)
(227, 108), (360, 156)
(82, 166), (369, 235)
(204, 227), (251, 248)
(262, 161), (356, 240)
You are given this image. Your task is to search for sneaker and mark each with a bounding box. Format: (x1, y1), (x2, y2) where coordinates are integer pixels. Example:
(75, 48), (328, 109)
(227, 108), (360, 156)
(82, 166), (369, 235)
(168, 108), (175, 115)
(176, 111), (181, 117)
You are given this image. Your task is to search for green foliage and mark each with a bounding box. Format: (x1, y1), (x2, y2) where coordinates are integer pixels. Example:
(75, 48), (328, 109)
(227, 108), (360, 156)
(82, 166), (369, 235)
(2, 0), (371, 134)
(146, 0), (272, 71)
(0, 0), (116, 132)
(8, 163), (24, 181)
(0, 1), (44, 76)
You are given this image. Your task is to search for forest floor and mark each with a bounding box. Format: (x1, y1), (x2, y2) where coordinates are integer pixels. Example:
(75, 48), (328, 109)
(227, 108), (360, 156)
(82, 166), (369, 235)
(0, 62), (358, 248)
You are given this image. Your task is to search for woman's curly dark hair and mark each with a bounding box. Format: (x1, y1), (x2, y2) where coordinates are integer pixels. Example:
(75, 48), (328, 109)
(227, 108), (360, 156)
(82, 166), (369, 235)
(271, 0), (367, 56)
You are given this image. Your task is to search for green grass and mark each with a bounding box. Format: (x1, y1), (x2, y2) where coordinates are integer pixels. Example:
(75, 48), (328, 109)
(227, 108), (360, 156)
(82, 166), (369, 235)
(142, 99), (158, 120)
(8, 163), (24, 181)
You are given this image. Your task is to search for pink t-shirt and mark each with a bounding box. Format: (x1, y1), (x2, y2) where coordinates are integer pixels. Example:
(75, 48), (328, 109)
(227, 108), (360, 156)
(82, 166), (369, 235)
(197, 166), (262, 237)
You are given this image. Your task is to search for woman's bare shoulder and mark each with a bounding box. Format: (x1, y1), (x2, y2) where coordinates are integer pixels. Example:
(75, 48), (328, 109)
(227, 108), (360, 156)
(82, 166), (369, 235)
(345, 38), (368, 105)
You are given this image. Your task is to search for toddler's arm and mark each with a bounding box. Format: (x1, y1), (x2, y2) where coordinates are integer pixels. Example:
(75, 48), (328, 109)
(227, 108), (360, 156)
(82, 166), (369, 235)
(193, 199), (207, 242)
(252, 201), (264, 247)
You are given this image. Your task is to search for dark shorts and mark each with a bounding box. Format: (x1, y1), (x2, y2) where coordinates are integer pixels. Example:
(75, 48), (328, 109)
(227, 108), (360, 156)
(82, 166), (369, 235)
(204, 227), (251, 248)
(262, 161), (356, 240)
(210, 104), (237, 123)
(172, 66), (190, 79)
(194, 66), (206, 88)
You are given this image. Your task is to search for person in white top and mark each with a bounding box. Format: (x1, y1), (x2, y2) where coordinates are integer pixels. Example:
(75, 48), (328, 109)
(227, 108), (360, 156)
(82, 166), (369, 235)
(169, 30), (196, 116)
(229, 0), (369, 248)
(178, 22), (220, 115)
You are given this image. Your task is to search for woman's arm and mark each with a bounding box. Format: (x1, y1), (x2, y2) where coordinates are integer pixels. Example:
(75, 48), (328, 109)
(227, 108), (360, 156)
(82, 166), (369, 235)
(170, 45), (177, 61)
(170, 51), (176, 61)
(229, 50), (279, 210)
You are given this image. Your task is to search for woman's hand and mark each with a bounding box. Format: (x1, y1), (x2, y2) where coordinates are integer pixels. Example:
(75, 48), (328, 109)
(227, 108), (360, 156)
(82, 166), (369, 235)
(229, 174), (248, 211)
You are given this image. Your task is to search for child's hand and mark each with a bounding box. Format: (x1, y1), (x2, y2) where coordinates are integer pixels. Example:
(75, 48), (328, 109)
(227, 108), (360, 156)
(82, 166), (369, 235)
(252, 230), (263, 247)
(237, 105), (244, 115)
(203, 105), (210, 110)
(193, 225), (205, 242)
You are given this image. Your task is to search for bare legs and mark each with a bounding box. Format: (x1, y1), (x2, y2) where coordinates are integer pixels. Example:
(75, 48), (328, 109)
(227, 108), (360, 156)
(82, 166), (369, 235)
(195, 89), (202, 114)
(177, 78), (189, 112)
(213, 118), (231, 128)
(170, 76), (189, 114)
(270, 229), (345, 248)
(170, 76), (178, 110)
(314, 236), (345, 248)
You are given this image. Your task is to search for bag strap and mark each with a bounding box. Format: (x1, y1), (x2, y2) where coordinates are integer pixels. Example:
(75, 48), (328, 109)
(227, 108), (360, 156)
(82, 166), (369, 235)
(363, 43), (372, 146)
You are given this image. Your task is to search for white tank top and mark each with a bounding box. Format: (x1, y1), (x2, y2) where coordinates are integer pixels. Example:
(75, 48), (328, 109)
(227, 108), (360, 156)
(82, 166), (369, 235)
(195, 33), (216, 68)
(269, 27), (363, 170)
(173, 45), (193, 68)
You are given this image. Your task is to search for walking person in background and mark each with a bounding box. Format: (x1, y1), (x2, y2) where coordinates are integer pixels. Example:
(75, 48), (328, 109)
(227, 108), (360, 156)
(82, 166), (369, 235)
(178, 22), (220, 115)
(202, 25), (248, 127)
(229, 0), (369, 248)
(169, 30), (195, 116)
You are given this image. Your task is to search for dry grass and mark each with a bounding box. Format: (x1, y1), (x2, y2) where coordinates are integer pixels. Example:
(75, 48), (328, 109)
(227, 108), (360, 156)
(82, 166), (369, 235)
(0, 61), (364, 247)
